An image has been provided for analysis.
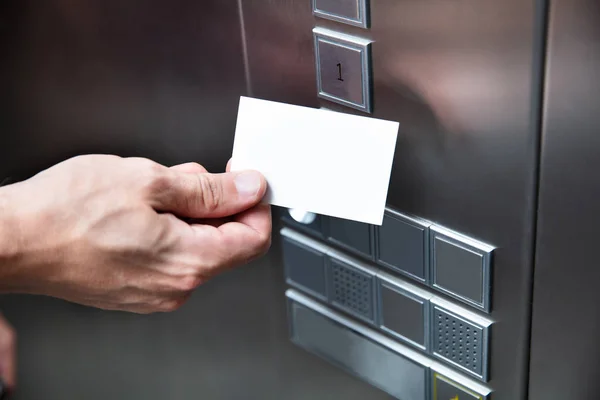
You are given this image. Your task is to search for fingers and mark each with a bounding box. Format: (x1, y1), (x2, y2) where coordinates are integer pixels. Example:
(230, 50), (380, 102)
(170, 162), (208, 174)
(150, 170), (267, 219)
(226, 158), (232, 172)
(174, 204), (272, 278)
(0, 315), (16, 390)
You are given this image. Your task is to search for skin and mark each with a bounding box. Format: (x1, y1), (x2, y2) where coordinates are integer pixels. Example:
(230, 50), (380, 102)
(0, 155), (272, 391)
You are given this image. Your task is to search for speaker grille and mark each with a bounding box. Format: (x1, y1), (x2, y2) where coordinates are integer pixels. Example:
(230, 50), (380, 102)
(433, 307), (484, 377)
(330, 260), (374, 321)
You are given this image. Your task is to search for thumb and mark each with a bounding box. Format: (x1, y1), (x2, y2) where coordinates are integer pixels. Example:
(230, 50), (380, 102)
(152, 170), (267, 219)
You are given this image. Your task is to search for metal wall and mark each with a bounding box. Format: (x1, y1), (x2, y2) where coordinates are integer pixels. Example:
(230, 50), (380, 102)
(0, 1), (397, 399)
(529, 0), (600, 398)
(242, 1), (544, 398)
(0, 0), (574, 399)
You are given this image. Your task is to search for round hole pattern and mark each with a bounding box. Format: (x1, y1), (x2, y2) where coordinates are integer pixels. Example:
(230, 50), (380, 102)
(434, 309), (483, 375)
(332, 263), (372, 319)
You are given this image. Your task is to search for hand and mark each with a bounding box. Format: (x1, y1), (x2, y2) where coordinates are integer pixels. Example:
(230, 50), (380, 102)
(0, 314), (15, 393)
(0, 155), (271, 313)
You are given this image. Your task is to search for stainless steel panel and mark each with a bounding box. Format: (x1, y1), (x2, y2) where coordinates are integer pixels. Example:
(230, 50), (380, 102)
(313, 27), (372, 112)
(288, 290), (429, 400)
(313, 0), (369, 29)
(529, 0), (600, 398)
(241, 0), (543, 396)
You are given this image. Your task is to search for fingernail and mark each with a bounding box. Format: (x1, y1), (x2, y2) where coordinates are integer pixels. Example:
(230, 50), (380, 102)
(234, 171), (262, 197)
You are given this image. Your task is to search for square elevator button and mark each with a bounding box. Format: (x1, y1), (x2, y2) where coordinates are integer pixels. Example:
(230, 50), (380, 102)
(377, 209), (430, 282)
(313, 0), (369, 28)
(326, 216), (374, 258)
(283, 237), (328, 301)
(431, 227), (494, 312)
(377, 274), (430, 350)
(313, 27), (372, 113)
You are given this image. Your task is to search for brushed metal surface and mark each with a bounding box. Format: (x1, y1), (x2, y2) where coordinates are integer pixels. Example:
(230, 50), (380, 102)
(242, 0), (543, 398)
(529, 0), (600, 398)
(0, 1), (393, 399)
(0, 0), (245, 180)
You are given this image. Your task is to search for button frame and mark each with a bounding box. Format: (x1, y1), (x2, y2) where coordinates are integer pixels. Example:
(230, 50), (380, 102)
(313, 27), (373, 113)
(376, 272), (432, 351)
(312, 0), (370, 29)
(430, 226), (494, 312)
(376, 208), (431, 283)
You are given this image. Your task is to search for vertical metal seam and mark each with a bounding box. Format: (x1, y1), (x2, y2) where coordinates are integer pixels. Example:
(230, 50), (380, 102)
(236, 0), (252, 96)
(524, 0), (550, 398)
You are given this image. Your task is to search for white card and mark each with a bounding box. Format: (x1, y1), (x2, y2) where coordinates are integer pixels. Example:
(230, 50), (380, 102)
(230, 96), (399, 225)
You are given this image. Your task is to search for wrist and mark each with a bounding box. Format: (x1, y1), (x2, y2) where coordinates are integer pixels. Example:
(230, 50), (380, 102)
(0, 187), (20, 263)
(0, 185), (27, 292)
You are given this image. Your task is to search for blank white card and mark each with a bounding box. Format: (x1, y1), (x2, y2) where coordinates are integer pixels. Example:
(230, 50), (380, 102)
(230, 96), (399, 225)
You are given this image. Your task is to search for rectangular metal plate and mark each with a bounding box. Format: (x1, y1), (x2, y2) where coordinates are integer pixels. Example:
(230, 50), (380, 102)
(313, 0), (369, 29)
(288, 292), (428, 400)
(283, 237), (328, 300)
(377, 276), (429, 350)
(313, 27), (372, 113)
(326, 216), (374, 259)
(377, 209), (430, 282)
(430, 226), (494, 312)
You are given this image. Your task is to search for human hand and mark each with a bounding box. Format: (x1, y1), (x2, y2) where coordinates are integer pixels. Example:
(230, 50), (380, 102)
(0, 314), (15, 395)
(0, 155), (271, 313)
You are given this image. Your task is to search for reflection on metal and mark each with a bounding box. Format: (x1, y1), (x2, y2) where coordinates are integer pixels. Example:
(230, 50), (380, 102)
(289, 208), (318, 225)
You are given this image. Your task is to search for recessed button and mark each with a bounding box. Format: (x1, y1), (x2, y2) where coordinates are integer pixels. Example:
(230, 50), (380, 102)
(430, 226), (494, 312)
(313, 0), (369, 28)
(377, 209), (430, 282)
(282, 236), (328, 301)
(377, 273), (431, 350)
(433, 373), (488, 400)
(313, 27), (372, 113)
(326, 216), (374, 258)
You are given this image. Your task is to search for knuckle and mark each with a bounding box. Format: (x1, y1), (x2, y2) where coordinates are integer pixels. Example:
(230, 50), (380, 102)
(198, 175), (222, 212)
(176, 275), (201, 292)
(146, 169), (171, 194)
(158, 299), (183, 313)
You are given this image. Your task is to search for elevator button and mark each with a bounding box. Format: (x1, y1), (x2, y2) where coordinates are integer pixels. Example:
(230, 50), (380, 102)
(282, 236), (328, 301)
(326, 216), (374, 258)
(430, 226), (494, 312)
(328, 258), (376, 324)
(433, 373), (486, 400)
(377, 209), (430, 282)
(377, 273), (431, 350)
(431, 303), (490, 381)
(313, 0), (369, 29)
(313, 27), (372, 113)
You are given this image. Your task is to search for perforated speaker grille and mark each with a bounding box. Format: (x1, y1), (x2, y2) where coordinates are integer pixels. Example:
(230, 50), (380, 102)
(433, 307), (484, 377)
(330, 260), (374, 321)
